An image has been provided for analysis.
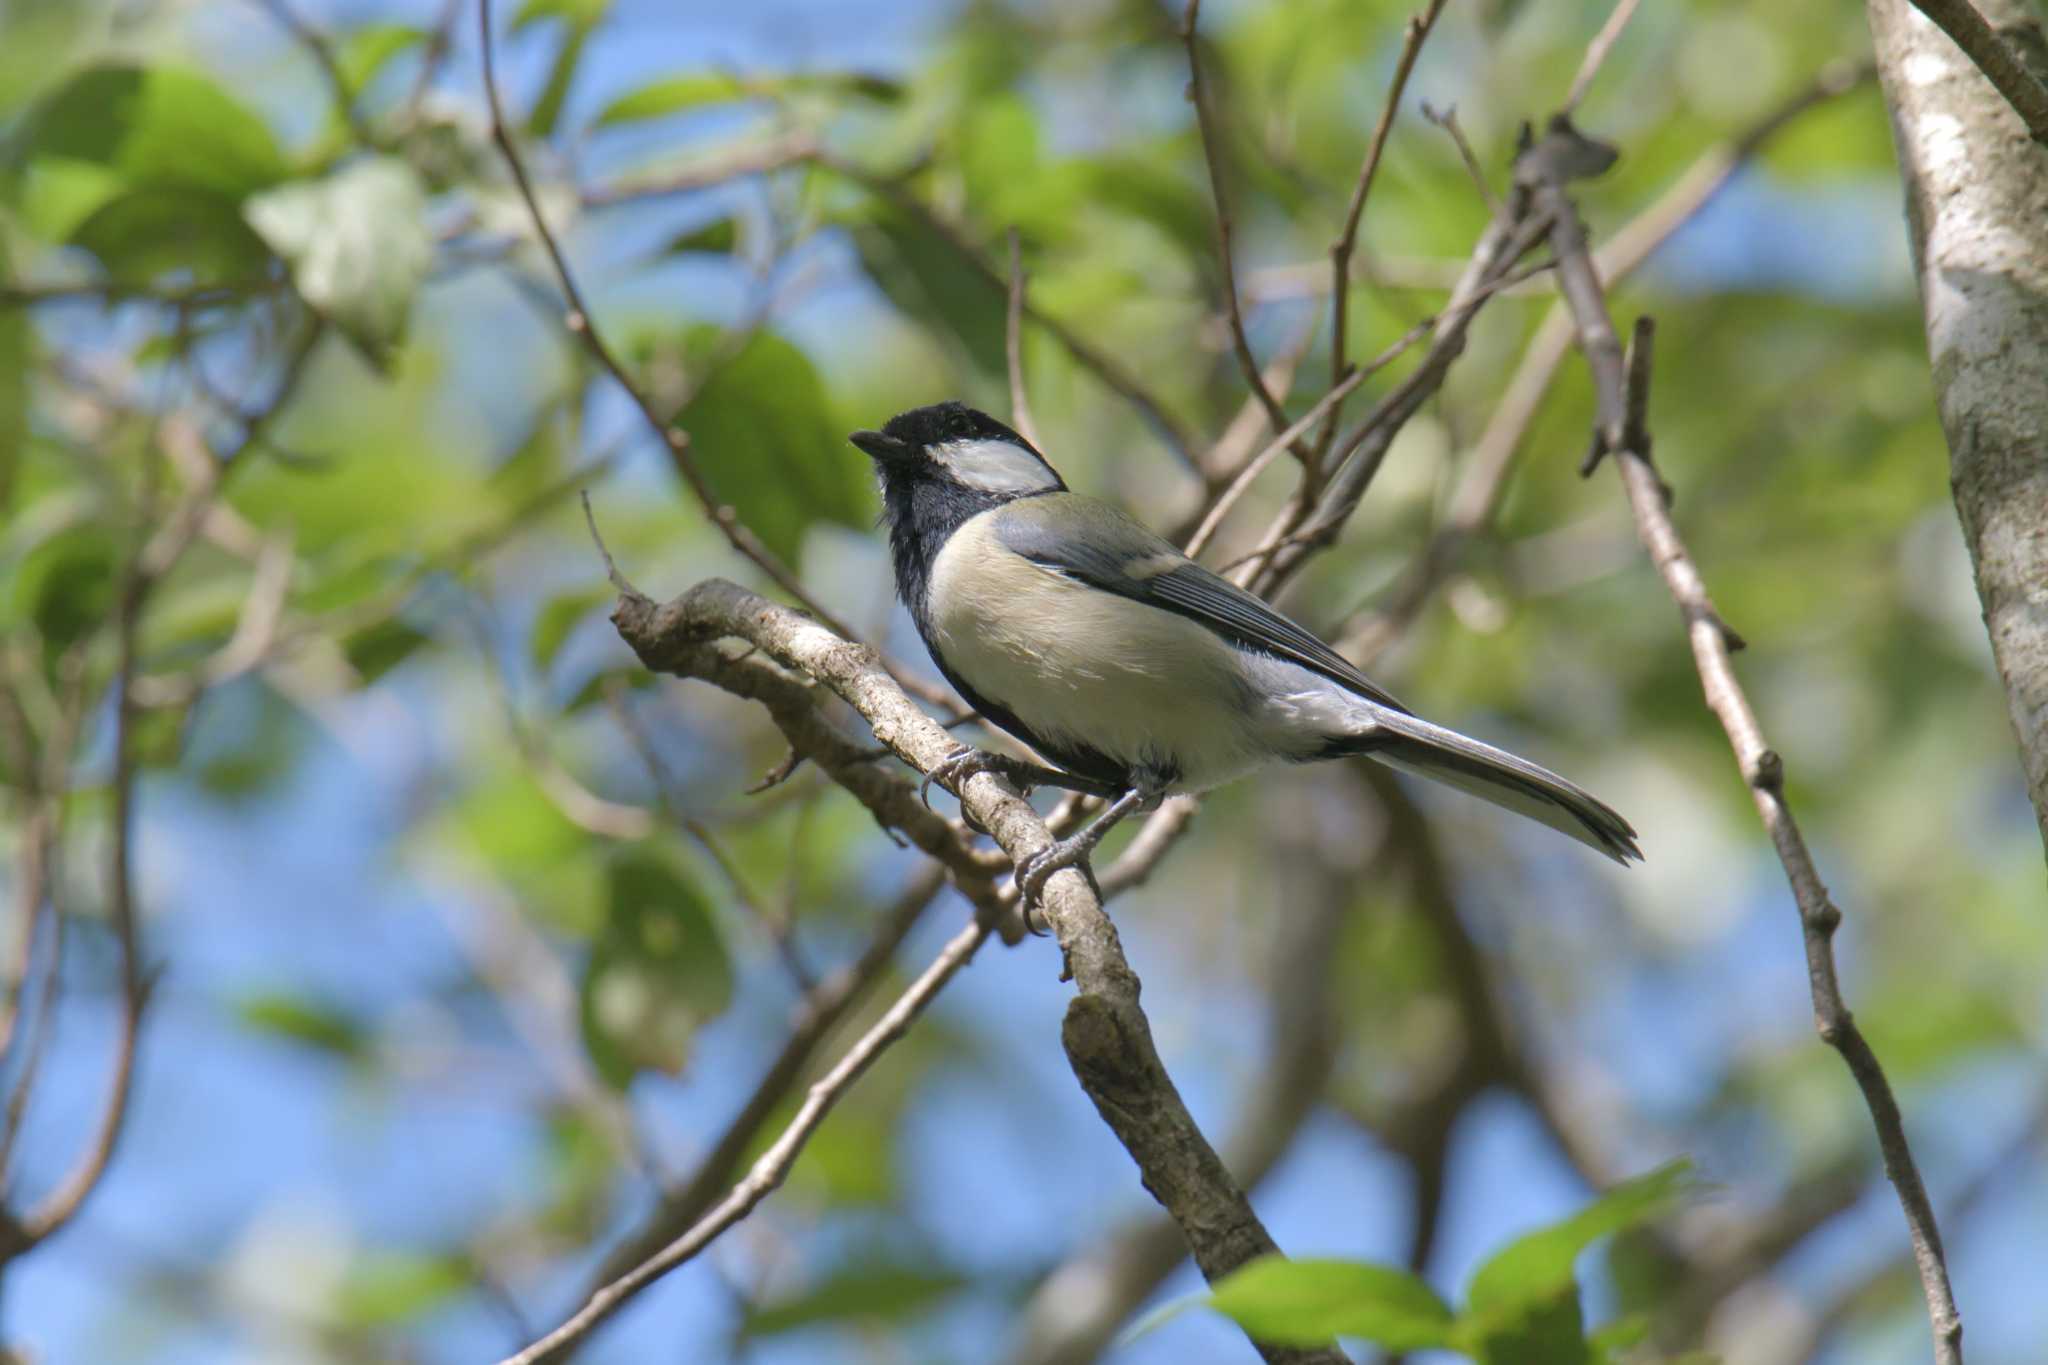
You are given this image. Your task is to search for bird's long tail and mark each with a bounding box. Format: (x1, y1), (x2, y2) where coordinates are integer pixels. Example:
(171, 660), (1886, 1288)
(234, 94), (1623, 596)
(1334, 711), (1640, 864)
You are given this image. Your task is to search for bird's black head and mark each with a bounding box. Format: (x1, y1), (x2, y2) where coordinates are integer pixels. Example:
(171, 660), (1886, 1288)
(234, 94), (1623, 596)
(850, 402), (1065, 615)
(849, 402), (1062, 497)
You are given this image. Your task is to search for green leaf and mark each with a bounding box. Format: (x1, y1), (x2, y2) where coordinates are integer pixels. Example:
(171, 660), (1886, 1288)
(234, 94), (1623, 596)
(844, 202), (1007, 375)
(235, 991), (370, 1061)
(338, 24), (429, 100)
(342, 619), (431, 684)
(246, 158), (432, 368)
(23, 64), (289, 199)
(510, 0), (611, 30)
(68, 186), (273, 284)
(594, 70), (902, 126)
(742, 1252), (965, 1337)
(15, 524), (117, 652)
(1206, 1257), (1455, 1350)
(663, 216), (738, 256)
(334, 1251), (470, 1326)
(1466, 1161), (1695, 1314)
(512, 0), (613, 136)
(579, 848), (732, 1087)
(531, 586), (610, 670)
(1460, 1287), (1591, 1365)
(674, 327), (871, 563)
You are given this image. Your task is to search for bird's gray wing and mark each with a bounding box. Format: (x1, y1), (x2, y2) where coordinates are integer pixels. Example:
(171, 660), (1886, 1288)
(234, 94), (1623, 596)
(994, 494), (1411, 715)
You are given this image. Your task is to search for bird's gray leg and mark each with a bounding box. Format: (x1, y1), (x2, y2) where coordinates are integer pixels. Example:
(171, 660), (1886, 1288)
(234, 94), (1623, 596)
(1013, 781), (1158, 913)
(919, 747), (1125, 812)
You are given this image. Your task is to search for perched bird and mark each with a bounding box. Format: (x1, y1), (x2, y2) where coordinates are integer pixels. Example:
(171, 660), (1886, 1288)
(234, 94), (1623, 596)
(850, 401), (1639, 903)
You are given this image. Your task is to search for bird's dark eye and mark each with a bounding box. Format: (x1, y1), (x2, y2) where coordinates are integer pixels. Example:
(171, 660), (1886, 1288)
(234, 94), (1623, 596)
(949, 412), (974, 437)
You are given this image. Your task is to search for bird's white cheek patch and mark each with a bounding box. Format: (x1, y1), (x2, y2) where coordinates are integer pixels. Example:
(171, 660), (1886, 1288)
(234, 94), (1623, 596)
(932, 438), (1062, 495)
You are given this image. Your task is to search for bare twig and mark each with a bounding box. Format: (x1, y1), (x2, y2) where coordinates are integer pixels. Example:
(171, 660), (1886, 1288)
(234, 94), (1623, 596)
(1902, 0), (2048, 145)
(578, 130), (824, 208)
(1183, 364), (1372, 559)
(582, 864), (943, 1289)
(252, 0), (375, 143)
(1519, 113), (1962, 1363)
(1562, 0), (1645, 115)
(476, 0), (854, 638)
(1423, 103), (1500, 217)
(500, 915), (993, 1365)
(1004, 227), (1045, 452)
(1182, 0), (1310, 464)
(1318, 0), (1450, 467)
(1342, 58), (1872, 662)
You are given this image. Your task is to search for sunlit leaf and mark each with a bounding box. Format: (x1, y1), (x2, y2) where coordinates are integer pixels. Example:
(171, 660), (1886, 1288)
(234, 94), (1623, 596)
(742, 1251), (965, 1336)
(512, 0), (613, 136)
(15, 523), (117, 652)
(675, 327), (872, 563)
(23, 64), (289, 199)
(68, 186), (274, 283)
(235, 991), (370, 1061)
(334, 1251), (471, 1326)
(338, 23), (429, 100)
(579, 848), (732, 1087)
(594, 70), (902, 126)
(1465, 1161), (1695, 1314)
(1207, 1257), (1455, 1350)
(246, 158), (432, 368)
(532, 586), (610, 670)
(663, 216), (738, 256)
(343, 619), (432, 685)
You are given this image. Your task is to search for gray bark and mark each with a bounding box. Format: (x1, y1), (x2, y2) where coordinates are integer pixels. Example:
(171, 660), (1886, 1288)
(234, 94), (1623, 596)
(1870, 0), (2048, 861)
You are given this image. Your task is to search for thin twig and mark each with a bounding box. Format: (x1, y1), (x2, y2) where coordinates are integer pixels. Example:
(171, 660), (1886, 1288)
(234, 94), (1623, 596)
(1519, 112), (1962, 1363)
(1341, 59), (1872, 662)
(1423, 102), (1500, 217)
(1182, 0), (1312, 465)
(1183, 354), (1373, 559)
(476, 0), (854, 638)
(1004, 227), (1045, 452)
(252, 0), (376, 143)
(1562, 0), (1645, 115)
(1317, 0), (1450, 468)
(1904, 0), (2048, 145)
(500, 917), (993, 1365)
(581, 863), (943, 1289)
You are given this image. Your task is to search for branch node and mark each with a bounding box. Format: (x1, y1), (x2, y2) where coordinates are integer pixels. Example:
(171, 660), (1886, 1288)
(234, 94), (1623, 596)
(1749, 746), (1784, 791)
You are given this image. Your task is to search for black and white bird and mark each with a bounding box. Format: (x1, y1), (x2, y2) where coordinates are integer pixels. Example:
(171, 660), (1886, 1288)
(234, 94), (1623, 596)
(851, 401), (1639, 903)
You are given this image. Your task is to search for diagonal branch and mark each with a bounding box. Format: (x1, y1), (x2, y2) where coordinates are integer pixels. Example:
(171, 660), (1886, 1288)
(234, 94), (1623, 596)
(504, 577), (1345, 1365)
(501, 913), (994, 1365)
(1518, 112), (1962, 1365)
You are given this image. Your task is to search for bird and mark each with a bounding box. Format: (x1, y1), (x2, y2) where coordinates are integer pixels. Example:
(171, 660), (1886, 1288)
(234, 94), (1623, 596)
(849, 401), (1639, 906)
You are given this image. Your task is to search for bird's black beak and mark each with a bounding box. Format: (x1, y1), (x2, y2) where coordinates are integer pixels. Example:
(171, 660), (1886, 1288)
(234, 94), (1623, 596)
(850, 429), (912, 463)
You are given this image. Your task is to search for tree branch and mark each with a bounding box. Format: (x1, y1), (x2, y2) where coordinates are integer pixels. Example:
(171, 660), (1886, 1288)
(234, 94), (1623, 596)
(1182, 0), (1310, 465)
(1518, 112), (1963, 1363)
(581, 864), (945, 1289)
(1317, 0), (1449, 469)
(499, 914), (994, 1365)
(1870, 0), (2048, 859)
(1902, 0), (2048, 145)
(526, 577), (1345, 1365)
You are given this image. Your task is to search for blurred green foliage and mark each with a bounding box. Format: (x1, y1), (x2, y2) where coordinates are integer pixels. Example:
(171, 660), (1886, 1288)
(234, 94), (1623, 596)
(0, 0), (2039, 1361)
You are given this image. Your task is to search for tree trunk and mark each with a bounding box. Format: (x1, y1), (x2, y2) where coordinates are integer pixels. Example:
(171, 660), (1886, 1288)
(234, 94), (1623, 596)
(1868, 0), (2048, 861)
